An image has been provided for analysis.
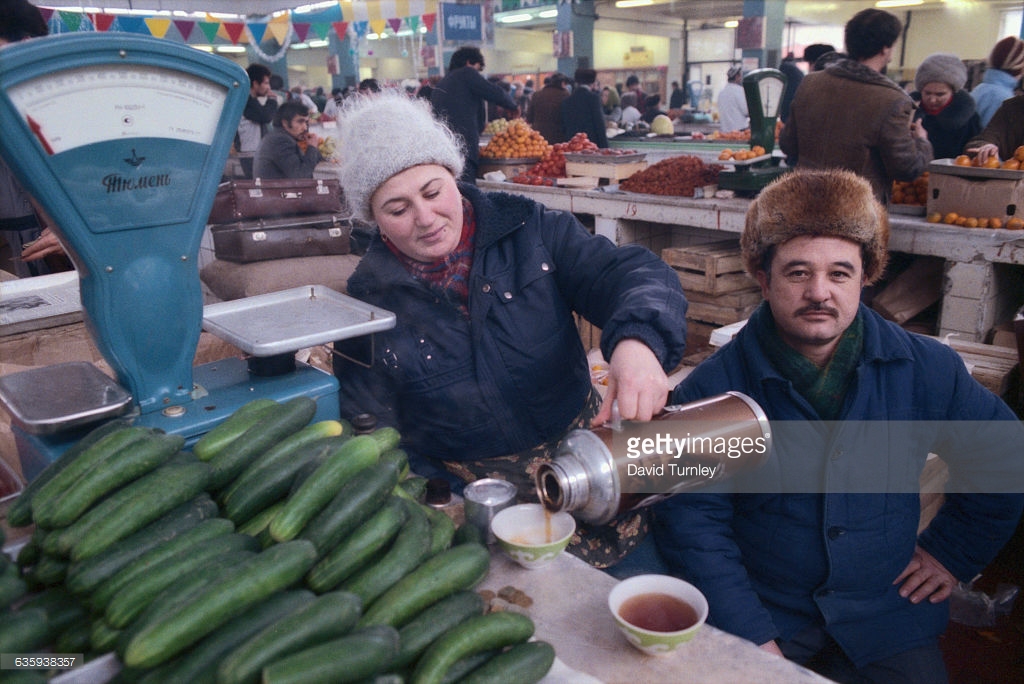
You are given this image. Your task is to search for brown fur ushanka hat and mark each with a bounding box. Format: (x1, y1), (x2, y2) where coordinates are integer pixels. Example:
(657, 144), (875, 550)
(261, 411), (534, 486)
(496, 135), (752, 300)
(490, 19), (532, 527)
(741, 169), (890, 285)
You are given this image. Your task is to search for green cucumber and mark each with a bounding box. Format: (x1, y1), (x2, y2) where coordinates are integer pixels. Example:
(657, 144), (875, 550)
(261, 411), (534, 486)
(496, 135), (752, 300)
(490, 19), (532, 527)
(122, 539), (318, 669)
(217, 590), (362, 684)
(392, 591), (486, 669)
(222, 426), (346, 525)
(0, 573), (28, 608)
(15, 528), (44, 568)
(439, 649), (500, 684)
(141, 589), (316, 684)
(90, 617), (122, 652)
(0, 608), (50, 653)
(90, 517), (235, 611)
(452, 521), (486, 547)
(261, 625), (400, 684)
(379, 447), (408, 479)
(236, 501), (284, 538)
(342, 498), (432, 607)
(54, 616), (93, 654)
(6, 418), (131, 528)
(37, 431), (185, 528)
(19, 588), (88, 638)
(423, 505), (457, 556)
(63, 494), (218, 596)
(114, 550), (257, 660)
(68, 460), (212, 562)
(208, 396), (318, 490)
(105, 533), (260, 629)
(306, 496), (407, 593)
(27, 553), (68, 586)
(269, 434), (381, 542)
(410, 612), (536, 684)
(370, 426), (402, 452)
(192, 398), (279, 461)
(300, 459), (402, 555)
(398, 475), (428, 502)
(30, 425), (152, 522)
(360, 542), (489, 628)
(458, 641), (556, 684)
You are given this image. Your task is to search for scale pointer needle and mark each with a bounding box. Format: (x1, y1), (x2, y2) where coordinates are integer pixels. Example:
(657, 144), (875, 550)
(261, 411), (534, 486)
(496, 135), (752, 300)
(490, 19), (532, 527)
(26, 115), (55, 155)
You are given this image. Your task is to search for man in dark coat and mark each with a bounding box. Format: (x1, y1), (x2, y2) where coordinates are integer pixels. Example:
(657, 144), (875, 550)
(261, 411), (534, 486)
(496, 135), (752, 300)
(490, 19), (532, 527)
(430, 46), (519, 184)
(560, 68), (608, 148)
(527, 73), (570, 144)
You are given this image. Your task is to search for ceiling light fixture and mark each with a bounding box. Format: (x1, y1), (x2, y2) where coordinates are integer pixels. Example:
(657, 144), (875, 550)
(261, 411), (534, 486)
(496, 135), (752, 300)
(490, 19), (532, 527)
(538, 9), (558, 18)
(498, 13), (534, 23)
(875, 0), (924, 8)
(724, 20), (739, 28)
(615, 0), (653, 7)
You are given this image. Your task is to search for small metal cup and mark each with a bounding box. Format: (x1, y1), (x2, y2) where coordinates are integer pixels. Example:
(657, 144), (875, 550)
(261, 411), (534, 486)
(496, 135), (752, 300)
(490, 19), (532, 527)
(463, 478), (517, 544)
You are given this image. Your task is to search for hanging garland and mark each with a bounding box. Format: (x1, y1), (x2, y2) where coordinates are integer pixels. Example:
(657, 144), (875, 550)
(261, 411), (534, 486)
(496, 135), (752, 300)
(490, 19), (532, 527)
(248, 25), (293, 62)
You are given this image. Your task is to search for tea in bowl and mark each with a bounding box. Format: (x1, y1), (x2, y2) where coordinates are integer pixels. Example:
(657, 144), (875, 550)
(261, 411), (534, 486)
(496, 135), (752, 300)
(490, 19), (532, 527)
(490, 503), (575, 569)
(607, 574), (709, 655)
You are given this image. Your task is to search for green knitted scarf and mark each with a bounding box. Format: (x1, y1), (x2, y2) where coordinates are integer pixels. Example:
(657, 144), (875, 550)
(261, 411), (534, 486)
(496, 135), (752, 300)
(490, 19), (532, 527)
(750, 302), (863, 420)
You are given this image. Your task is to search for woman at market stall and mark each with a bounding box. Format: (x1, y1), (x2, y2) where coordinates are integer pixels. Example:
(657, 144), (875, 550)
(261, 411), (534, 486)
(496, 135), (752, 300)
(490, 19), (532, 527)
(965, 93), (1024, 164)
(910, 52), (981, 161)
(330, 92), (689, 568)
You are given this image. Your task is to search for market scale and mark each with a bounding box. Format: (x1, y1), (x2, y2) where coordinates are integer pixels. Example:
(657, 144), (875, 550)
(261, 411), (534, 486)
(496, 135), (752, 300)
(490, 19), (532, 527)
(0, 33), (393, 479)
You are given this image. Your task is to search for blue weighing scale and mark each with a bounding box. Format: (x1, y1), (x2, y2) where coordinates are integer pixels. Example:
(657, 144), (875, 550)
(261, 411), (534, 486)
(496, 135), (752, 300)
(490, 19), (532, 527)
(0, 34), (394, 479)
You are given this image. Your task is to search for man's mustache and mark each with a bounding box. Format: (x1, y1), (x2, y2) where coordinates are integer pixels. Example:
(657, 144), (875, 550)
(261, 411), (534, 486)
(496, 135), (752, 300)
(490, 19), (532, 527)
(795, 303), (839, 317)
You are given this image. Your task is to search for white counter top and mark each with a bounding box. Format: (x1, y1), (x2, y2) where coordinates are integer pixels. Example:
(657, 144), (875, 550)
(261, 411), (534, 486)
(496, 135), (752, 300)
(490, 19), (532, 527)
(479, 550), (834, 684)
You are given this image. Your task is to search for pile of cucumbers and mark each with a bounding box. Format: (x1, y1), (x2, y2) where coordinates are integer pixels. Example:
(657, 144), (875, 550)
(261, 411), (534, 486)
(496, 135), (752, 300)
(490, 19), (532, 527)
(1, 396), (556, 684)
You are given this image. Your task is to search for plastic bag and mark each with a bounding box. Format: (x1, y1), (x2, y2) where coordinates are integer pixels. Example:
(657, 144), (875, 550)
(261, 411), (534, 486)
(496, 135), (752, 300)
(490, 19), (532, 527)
(948, 580), (1019, 627)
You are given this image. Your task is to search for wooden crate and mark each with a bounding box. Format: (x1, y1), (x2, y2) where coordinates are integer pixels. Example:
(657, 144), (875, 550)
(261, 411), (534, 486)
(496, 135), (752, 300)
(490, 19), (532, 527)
(687, 299), (761, 327)
(565, 160), (647, 181)
(662, 241), (754, 295)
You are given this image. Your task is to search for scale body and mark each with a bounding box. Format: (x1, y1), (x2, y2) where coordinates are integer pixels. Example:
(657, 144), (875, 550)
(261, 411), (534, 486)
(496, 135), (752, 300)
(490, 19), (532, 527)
(717, 68), (790, 195)
(0, 34), (369, 479)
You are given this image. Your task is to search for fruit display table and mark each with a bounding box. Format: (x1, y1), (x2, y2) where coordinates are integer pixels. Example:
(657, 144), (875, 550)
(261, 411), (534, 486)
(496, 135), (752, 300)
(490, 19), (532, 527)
(479, 180), (1024, 343)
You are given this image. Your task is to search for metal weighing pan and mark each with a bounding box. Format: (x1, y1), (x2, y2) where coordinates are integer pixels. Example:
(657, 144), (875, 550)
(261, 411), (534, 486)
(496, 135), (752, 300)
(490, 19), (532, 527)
(202, 285), (396, 357)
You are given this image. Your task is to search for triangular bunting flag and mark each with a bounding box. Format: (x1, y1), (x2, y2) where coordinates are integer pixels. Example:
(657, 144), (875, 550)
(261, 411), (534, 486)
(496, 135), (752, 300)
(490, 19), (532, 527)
(174, 20), (195, 41)
(352, 21), (368, 37)
(407, 16), (419, 32)
(198, 21), (220, 43)
(144, 18), (172, 39)
(37, 7), (53, 21)
(223, 22), (247, 44)
(58, 10), (83, 32)
(387, 18), (403, 34)
(117, 17), (149, 35)
(248, 22), (268, 43)
(312, 23), (331, 40)
(332, 21), (350, 40)
(369, 19), (387, 36)
(421, 13), (435, 33)
(267, 22), (290, 43)
(294, 23), (311, 42)
(91, 13), (116, 32)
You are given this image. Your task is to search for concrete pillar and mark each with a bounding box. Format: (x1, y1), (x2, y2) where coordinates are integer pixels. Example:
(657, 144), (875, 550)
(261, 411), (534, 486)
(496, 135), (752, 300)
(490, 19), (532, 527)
(557, 0), (596, 77)
(741, 0), (786, 68)
(329, 31), (359, 90)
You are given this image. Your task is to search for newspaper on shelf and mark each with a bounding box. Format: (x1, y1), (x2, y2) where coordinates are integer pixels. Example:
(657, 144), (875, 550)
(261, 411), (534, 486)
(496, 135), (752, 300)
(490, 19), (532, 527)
(0, 271), (82, 336)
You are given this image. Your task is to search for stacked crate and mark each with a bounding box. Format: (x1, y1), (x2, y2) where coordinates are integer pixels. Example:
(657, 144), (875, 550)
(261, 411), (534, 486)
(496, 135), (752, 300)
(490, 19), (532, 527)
(661, 240), (762, 346)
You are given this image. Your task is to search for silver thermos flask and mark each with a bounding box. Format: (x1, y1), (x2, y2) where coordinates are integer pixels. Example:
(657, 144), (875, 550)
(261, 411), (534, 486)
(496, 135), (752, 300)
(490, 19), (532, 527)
(535, 392), (771, 525)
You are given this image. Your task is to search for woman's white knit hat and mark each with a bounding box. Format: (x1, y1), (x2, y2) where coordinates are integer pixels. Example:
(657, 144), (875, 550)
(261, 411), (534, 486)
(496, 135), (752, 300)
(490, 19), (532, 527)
(335, 92), (465, 223)
(914, 53), (967, 93)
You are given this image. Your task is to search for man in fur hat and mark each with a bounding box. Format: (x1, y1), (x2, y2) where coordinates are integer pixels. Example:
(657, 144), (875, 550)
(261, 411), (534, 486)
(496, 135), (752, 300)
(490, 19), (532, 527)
(654, 169), (1024, 684)
(779, 8), (932, 203)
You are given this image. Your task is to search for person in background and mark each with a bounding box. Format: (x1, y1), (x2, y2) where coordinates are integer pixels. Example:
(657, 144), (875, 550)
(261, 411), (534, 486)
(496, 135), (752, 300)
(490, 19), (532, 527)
(322, 87), (345, 120)
(910, 53), (981, 161)
(601, 86), (621, 124)
(802, 43), (837, 72)
(654, 168), (1024, 684)
(779, 8), (932, 203)
(235, 63), (278, 176)
(331, 92), (688, 569)
(429, 46), (519, 184)
(527, 72), (570, 144)
(971, 36), (1024, 128)
(965, 93), (1024, 164)
(0, 0), (70, 277)
(517, 77), (534, 119)
(717, 65), (749, 133)
(252, 101), (322, 179)
(777, 53), (803, 123)
(669, 80), (687, 110)
(618, 91), (642, 127)
(561, 68), (608, 148)
(310, 86), (327, 113)
(486, 76), (516, 123)
(640, 94), (664, 124)
(289, 85), (319, 116)
(624, 74), (646, 118)
(358, 78), (381, 96)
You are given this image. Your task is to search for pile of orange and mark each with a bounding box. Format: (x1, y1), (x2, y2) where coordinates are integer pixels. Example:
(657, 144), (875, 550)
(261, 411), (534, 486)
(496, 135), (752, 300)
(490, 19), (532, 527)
(891, 172), (928, 206)
(711, 129), (751, 142)
(480, 120), (550, 160)
(953, 145), (1024, 171)
(926, 212), (1024, 230)
(718, 145), (766, 161)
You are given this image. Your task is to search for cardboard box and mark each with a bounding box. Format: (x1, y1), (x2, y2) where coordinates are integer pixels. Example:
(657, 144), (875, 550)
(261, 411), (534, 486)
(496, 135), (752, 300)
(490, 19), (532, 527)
(926, 168), (1024, 221)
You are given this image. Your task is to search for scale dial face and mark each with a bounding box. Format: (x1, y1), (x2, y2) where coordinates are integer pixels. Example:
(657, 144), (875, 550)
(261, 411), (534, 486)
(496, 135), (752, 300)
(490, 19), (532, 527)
(7, 63), (228, 155)
(757, 76), (784, 118)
